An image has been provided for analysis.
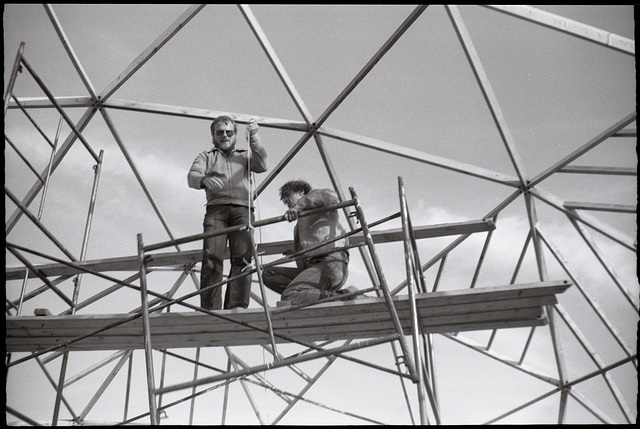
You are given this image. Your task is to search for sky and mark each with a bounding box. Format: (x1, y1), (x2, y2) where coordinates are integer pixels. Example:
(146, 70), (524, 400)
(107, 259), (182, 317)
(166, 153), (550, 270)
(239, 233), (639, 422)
(4, 4), (637, 425)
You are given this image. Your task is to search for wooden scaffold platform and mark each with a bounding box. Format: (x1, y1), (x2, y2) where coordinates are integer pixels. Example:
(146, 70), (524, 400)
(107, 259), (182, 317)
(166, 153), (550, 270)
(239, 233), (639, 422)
(5, 173), (578, 426)
(6, 281), (571, 353)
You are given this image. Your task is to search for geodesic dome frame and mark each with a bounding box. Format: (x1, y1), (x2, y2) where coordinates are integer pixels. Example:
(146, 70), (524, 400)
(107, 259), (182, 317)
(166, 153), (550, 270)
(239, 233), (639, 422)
(5, 4), (637, 425)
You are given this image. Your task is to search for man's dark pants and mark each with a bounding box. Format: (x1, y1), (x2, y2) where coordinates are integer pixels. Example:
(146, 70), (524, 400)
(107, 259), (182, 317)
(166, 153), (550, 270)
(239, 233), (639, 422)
(262, 251), (349, 305)
(200, 204), (253, 310)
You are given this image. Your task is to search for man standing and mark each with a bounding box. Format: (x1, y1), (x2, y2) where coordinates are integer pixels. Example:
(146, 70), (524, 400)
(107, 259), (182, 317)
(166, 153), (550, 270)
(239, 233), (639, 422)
(188, 116), (267, 309)
(262, 180), (361, 306)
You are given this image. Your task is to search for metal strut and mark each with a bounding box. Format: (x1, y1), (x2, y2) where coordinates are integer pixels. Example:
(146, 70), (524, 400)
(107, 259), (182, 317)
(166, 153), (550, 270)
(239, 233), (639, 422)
(246, 125), (279, 361)
(398, 176), (441, 424)
(348, 186), (420, 382)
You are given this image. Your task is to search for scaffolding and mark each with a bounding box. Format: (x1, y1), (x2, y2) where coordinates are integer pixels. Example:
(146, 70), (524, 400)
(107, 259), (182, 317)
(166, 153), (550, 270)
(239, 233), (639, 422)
(5, 4), (637, 425)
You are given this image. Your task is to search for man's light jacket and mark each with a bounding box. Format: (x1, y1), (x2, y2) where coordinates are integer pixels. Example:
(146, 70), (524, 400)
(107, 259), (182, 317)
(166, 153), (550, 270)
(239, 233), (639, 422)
(188, 134), (267, 207)
(292, 188), (348, 262)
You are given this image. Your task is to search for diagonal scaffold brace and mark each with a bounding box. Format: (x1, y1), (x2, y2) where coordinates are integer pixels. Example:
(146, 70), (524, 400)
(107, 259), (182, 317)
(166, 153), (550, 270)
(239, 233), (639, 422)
(348, 186), (420, 382)
(398, 176), (441, 424)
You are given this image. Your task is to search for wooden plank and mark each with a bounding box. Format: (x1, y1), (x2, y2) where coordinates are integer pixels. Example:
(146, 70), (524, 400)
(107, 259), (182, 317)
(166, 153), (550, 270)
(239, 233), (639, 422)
(6, 281), (567, 331)
(7, 95), (95, 109)
(9, 295), (555, 340)
(7, 96), (309, 132)
(350, 219), (496, 245)
(5, 220), (495, 281)
(7, 319), (550, 352)
(7, 282), (567, 335)
(484, 5), (635, 55)
(320, 126), (520, 187)
(533, 187), (636, 250)
(105, 99), (309, 131)
(268, 308), (544, 338)
(529, 112), (636, 187)
(557, 166), (637, 176)
(5, 282), (569, 352)
(6, 307), (546, 352)
(563, 201), (636, 213)
(613, 129), (636, 138)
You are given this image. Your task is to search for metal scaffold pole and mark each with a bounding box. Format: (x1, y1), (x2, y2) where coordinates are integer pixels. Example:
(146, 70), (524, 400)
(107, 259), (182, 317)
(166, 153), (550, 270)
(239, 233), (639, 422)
(3, 41), (24, 116)
(398, 176), (442, 424)
(52, 150), (104, 425)
(349, 186), (419, 382)
(398, 177), (429, 424)
(246, 127), (279, 360)
(137, 234), (159, 425)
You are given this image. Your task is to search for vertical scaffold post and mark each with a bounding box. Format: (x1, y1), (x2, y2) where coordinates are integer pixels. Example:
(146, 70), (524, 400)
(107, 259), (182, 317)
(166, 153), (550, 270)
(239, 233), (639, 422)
(249, 229), (279, 358)
(4, 41), (24, 116)
(247, 127), (279, 359)
(137, 233), (159, 425)
(398, 177), (443, 424)
(52, 150), (105, 425)
(404, 183), (441, 415)
(398, 177), (428, 424)
(524, 193), (569, 423)
(37, 116), (63, 221)
(188, 346), (201, 425)
(348, 186), (419, 382)
(123, 353), (134, 421)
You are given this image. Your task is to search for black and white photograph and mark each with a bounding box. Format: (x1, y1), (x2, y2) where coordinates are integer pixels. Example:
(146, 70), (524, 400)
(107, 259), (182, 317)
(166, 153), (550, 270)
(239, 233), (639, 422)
(4, 4), (637, 425)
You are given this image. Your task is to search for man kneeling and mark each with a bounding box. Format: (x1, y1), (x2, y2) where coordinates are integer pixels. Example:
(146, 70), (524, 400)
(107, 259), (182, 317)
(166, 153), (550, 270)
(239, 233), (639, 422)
(262, 180), (361, 305)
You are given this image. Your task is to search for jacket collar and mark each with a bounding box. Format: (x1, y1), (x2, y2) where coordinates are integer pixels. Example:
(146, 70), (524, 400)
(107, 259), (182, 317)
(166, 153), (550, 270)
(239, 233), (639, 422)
(210, 147), (246, 157)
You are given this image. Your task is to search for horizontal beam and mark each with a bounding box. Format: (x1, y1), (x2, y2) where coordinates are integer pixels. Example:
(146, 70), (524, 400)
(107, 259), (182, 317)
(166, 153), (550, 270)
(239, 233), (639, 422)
(6, 219), (495, 281)
(6, 95), (95, 109)
(5, 96), (309, 132)
(103, 99), (309, 132)
(319, 126), (520, 187)
(530, 112), (636, 187)
(557, 166), (637, 176)
(5, 314), (549, 352)
(563, 201), (636, 214)
(612, 129), (636, 138)
(532, 187), (636, 250)
(483, 5), (635, 55)
(6, 281), (571, 352)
